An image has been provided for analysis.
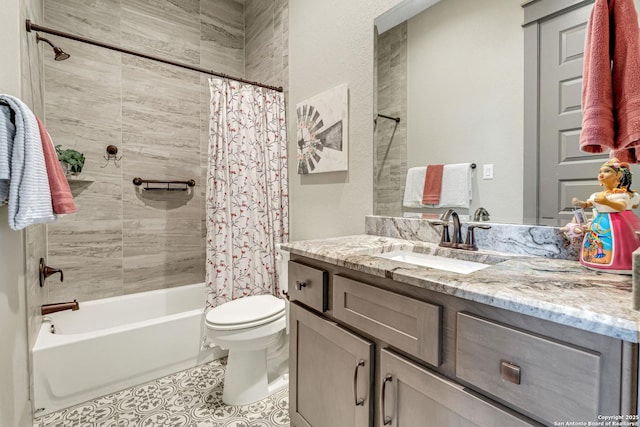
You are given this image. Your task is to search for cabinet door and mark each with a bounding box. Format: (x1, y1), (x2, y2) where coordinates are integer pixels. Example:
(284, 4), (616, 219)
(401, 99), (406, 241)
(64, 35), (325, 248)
(290, 302), (373, 427)
(379, 349), (538, 427)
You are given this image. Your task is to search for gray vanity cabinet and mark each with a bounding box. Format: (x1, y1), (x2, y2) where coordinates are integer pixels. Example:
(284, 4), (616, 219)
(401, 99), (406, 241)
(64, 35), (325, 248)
(288, 256), (633, 426)
(289, 301), (373, 427)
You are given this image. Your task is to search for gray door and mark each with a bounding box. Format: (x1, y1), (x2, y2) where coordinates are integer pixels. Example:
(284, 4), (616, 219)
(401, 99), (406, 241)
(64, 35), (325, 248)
(538, 2), (606, 225)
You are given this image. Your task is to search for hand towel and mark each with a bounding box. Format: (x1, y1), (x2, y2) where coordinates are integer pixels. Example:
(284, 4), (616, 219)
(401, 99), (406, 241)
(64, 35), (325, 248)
(36, 116), (76, 214)
(0, 94), (55, 230)
(580, 0), (615, 154)
(610, 0), (640, 162)
(581, 0), (640, 162)
(403, 167), (427, 208)
(422, 164), (444, 205)
(434, 163), (473, 209)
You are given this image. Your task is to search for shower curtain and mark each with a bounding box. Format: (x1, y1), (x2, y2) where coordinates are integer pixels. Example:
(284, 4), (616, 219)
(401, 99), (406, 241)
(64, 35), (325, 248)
(206, 78), (289, 308)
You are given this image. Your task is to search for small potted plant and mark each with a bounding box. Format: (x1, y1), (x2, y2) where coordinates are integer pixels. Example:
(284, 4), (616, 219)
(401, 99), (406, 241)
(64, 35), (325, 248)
(55, 145), (85, 176)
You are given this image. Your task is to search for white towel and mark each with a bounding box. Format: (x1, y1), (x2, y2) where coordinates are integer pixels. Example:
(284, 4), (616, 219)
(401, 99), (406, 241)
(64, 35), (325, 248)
(0, 94), (55, 230)
(437, 163), (472, 208)
(402, 167), (427, 208)
(403, 163), (472, 209)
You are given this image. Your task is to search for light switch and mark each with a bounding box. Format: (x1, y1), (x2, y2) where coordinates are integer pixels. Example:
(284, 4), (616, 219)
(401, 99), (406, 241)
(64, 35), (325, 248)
(483, 164), (494, 179)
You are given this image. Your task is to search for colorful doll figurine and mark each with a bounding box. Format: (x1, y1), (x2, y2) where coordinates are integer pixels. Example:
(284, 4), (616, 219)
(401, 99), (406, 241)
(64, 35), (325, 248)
(571, 158), (640, 274)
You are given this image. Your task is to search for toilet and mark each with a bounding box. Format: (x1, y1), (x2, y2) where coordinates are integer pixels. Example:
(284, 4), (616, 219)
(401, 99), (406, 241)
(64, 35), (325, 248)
(205, 246), (289, 405)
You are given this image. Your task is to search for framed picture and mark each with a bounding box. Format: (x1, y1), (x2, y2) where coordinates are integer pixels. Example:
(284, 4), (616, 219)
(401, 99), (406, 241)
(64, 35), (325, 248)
(296, 84), (348, 174)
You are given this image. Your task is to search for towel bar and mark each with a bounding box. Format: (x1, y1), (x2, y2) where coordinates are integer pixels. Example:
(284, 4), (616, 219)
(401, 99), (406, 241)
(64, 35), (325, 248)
(132, 177), (195, 191)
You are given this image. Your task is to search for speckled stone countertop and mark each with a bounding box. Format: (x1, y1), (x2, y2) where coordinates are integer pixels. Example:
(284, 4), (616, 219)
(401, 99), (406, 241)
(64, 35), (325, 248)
(281, 234), (640, 343)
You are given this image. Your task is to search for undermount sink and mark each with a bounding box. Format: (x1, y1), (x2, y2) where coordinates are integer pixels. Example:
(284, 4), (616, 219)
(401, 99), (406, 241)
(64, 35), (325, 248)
(375, 251), (491, 275)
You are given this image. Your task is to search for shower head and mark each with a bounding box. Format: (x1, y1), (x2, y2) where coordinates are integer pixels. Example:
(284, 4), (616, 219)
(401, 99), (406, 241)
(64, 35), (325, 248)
(36, 34), (70, 61)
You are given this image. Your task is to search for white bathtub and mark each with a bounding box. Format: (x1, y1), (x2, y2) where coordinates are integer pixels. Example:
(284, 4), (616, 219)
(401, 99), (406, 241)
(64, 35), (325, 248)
(33, 283), (221, 416)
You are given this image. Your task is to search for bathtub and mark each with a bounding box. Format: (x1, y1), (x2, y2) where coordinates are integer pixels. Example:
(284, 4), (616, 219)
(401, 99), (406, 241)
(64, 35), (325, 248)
(33, 282), (222, 416)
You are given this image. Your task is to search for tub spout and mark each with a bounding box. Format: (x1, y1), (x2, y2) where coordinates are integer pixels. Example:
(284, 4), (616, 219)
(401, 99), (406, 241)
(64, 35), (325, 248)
(41, 300), (79, 315)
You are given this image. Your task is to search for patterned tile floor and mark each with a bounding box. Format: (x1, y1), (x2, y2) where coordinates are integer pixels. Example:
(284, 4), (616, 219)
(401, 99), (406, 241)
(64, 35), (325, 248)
(33, 359), (290, 427)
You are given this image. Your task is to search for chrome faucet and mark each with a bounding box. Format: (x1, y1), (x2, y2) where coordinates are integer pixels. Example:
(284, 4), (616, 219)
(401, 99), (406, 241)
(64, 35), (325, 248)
(41, 300), (79, 315)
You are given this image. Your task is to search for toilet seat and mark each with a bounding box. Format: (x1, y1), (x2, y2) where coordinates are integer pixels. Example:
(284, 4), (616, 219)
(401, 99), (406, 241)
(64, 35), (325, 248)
(206, 294), (285, 331)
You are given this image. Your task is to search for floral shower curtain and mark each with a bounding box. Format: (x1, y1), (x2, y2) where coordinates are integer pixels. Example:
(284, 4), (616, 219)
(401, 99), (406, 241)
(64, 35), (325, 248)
(206, 78), (289, 308)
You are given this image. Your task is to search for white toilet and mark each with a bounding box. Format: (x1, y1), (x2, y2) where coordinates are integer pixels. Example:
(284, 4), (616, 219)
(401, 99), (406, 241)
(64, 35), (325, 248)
(205, 246), (289, 405)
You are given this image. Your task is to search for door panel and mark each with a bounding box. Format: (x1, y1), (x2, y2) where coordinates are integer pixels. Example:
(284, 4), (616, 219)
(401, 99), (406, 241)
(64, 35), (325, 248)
(538, 3), (606, 224)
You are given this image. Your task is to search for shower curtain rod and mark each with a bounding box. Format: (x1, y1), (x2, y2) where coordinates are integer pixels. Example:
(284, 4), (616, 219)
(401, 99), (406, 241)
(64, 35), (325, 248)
(25, 20), (283, 93)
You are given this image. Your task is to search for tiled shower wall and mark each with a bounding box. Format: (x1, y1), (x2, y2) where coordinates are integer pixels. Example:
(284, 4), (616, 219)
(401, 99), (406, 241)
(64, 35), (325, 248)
(43, 0), (288, 302)
(374, 22), (407, 216)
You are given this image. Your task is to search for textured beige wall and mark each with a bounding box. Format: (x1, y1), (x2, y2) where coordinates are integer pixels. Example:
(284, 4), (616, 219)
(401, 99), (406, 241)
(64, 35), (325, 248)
(289, 0), (403, 241)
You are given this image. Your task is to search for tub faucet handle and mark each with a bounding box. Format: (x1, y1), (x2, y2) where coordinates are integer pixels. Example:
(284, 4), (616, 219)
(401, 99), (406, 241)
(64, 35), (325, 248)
(39, 258), (64, 287)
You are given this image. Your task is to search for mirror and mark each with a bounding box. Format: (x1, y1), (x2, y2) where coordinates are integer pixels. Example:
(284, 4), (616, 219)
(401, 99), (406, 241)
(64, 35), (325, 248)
(373, 0), (640, 225)
(374, 0), (524, 224)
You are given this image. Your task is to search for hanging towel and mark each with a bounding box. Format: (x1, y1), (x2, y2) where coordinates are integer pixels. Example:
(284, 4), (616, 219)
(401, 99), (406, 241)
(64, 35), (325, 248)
(581, 0), (640, 162)
(403, 167), (427, 207)
(580, 0), (615, 154)
(610, 0), (640, 162)
(36, 116), (76, 214)
(432, 163), (473, 209)
(422, 164), (444, 205)
(0, 94), (55, 230)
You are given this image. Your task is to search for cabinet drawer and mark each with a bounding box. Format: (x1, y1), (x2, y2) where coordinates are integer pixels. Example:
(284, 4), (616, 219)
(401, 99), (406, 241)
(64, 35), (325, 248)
(380, 349), (537, 427)
(333, 275), (441, 366)
(288, 261), (328, 312)
(456, 312), (600, 423)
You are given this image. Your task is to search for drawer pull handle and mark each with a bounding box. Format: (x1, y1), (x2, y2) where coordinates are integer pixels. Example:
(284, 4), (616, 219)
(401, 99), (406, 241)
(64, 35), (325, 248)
(500, 360), (521, 385)
(382, 375), (393, 425)
(296, 281), (306, 291)
(353, 359), (365, 406)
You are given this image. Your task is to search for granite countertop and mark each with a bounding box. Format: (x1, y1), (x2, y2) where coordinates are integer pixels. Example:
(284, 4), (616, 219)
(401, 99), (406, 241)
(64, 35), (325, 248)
(281, 234), (640, 343)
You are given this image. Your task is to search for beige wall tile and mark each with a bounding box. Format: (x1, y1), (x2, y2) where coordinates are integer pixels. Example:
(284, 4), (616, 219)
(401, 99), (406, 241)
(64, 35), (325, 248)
(43, 0), (287, 301)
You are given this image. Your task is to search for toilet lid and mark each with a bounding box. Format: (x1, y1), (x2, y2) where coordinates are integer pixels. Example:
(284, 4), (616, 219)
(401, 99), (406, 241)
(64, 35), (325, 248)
(206, 295), (285, 330)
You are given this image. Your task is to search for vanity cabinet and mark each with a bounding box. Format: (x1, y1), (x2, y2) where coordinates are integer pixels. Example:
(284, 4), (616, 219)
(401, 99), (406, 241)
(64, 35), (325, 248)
(289, 302), (373, 427)
(288, 256), (634, 426)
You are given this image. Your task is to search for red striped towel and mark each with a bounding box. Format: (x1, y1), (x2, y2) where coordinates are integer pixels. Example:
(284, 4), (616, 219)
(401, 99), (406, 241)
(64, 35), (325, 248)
(422, 164), (444, 205)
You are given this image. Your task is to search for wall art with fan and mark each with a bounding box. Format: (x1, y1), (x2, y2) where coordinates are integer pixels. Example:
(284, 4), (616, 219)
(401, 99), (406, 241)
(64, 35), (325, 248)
(296, 84), (348, 174)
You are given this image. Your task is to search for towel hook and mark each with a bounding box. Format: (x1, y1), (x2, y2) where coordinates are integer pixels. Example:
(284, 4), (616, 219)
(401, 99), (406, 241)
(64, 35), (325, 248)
(101, 145), (121, 168)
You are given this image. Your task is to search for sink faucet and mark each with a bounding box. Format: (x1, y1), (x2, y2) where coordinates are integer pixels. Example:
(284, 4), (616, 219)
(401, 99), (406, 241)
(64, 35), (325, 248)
(473, 207), (490, 221)
(434, 209), (491, 250)
(435, 209), (463, 248)
(41, 300), (79, 315)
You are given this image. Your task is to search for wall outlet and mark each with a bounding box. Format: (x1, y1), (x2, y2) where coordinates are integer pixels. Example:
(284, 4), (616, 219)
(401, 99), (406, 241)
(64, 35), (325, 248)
(483, 164), (494, 179)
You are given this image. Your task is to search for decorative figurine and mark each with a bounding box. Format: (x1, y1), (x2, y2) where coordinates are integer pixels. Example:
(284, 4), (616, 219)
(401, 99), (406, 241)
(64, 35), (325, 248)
(571, 158), (640, 274)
